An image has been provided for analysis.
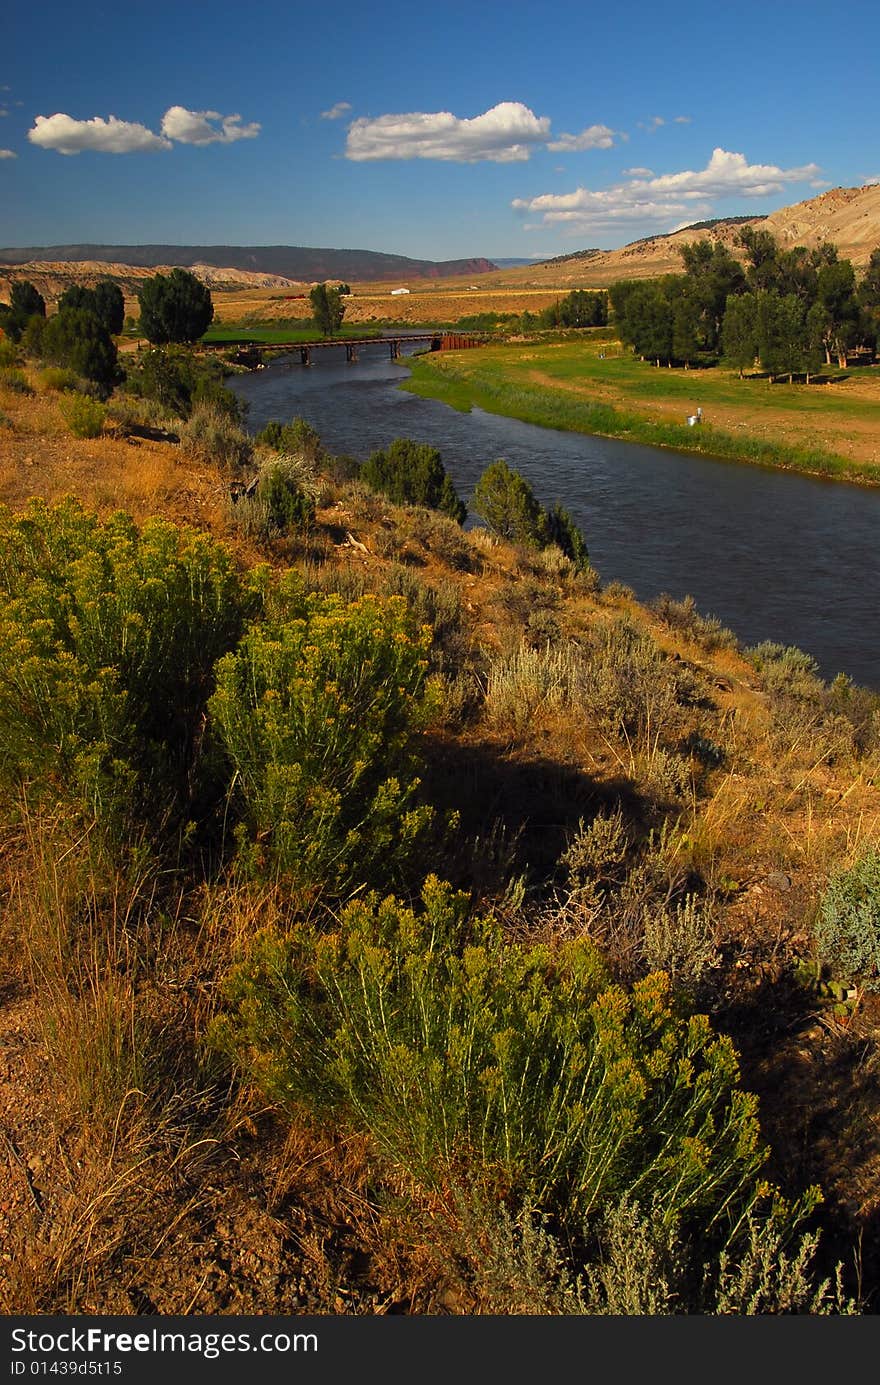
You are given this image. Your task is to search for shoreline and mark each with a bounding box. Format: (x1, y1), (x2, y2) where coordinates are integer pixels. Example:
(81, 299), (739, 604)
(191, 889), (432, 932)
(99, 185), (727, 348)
(400, 353), (880, 489)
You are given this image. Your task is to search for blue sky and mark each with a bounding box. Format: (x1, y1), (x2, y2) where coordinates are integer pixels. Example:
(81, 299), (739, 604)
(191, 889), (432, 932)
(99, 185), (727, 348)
(2, 0), (879, 261)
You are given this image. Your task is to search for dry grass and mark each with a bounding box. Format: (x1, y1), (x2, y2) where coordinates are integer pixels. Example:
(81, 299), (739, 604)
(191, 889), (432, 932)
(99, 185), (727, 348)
(2, 371), (880, 1311)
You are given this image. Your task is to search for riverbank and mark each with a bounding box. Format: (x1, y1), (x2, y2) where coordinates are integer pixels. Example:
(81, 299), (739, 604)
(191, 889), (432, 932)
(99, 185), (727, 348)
(401, 338), (880, 486)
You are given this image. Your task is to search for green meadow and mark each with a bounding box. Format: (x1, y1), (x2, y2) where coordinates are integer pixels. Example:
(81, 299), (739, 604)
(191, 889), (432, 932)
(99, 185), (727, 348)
(402, 337), (880, 485)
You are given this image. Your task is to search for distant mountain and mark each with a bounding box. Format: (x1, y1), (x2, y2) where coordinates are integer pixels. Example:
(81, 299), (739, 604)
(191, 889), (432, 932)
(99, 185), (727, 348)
(487, 257), (546, 268)
(0, 244), (498, 282)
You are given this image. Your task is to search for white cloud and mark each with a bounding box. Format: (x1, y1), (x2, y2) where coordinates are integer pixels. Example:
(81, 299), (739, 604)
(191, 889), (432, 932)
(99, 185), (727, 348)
(674, 115), (691, 124)
(321, 101), (352, 120)
(0, 109), (8, 118)
(513, 147), (822, 235)
(810, 179), (831, 188)
(547, 123), (615, 152)
(28, 112), (171, 154)
(160, 106), (260, 145)
(637, 115), (666, 131)
(636, 147), (820, 198)
(0, 148), (16, 159)
(345, 101), (551, 162)
(623, 166), (653, 176)
(862, 175), (880, 186)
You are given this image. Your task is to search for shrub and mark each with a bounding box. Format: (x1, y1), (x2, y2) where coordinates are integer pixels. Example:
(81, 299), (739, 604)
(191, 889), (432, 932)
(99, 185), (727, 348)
(404, 507), (476, 571)
(0, 500), (257, 837)
(209, 579), (437, 899)
(232, 456), (317, 540)
(105, 394), (180, 434)
(258, 458), (316, 529)
(190, 375), (246, 424)
(748, 640), (824, 704)
(0, 366), (33, 395)
(125, 348), (193, 417)
(360, 438), (467, 524)
(540, 502), (590, 572)
(179, 403), (253, 469)
(59, 393), (106, 438)
(0, 339), (19, 368)
(484, 641), (575, 735)
(580, 1194), (851, 1314)
(815, 845), (880, 989)
(255, 416), (324, 465)
(381, 564), (464, 652)
(652, 593), (738, 652)
(577, 617), (683, 741)
(642, 895), (719, 1000)
(214, 876), (781, 1241)
(37, 366), (79, 392)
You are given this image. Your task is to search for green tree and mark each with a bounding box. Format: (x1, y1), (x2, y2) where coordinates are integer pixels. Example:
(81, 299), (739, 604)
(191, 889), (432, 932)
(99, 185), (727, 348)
(672, 290), (702, 367)
(721, 293), (760, 377)
(360, 438), (466, 523)
(679, 240), (746, 351)
(857, 247), (880, 352)
(41, 308), (118, 386)
(815, 260), (859, 367)
(473, 460), (545, 545)
(0, 280), (46, 342)
(540, 502), (590, 570)
(137, 268), (214, 345)
(309, 282), (346, 338)
(737, 226), (782, 292)
(57, 281), (124, 336)
(544, 289), (608, 329)
(756, 292), (809, 383)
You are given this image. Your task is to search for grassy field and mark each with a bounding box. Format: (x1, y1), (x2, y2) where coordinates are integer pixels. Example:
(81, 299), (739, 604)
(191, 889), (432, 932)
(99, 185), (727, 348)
(201, 322), (385, 345)
(402, 334), (880, 484)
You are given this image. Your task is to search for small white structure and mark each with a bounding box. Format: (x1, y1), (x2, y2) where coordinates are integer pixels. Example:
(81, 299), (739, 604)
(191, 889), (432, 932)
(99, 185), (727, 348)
(390, 287), (410, 296)
(686, 406), (704, 427)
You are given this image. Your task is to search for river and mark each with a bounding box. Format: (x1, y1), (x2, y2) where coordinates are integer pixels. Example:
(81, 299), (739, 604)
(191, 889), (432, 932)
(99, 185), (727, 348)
(228, 339), (880, 689)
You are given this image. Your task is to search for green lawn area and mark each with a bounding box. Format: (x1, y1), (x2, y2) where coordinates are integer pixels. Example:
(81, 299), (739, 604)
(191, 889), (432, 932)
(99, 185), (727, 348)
(201, 324), (385, 345)
(520, 340), (880, 423)
(401, 337), (880, 485)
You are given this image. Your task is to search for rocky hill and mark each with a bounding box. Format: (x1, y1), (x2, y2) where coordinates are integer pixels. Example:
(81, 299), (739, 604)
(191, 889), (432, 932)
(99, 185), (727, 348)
(485, 184), (880, 289)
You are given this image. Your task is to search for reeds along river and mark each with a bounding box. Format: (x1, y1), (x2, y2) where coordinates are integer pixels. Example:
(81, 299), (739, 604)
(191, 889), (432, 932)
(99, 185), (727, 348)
(228, 339), (880, 690)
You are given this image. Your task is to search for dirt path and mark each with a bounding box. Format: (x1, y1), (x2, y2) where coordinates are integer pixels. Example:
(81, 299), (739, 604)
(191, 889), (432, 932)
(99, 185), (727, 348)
(524, 368), (880, 467)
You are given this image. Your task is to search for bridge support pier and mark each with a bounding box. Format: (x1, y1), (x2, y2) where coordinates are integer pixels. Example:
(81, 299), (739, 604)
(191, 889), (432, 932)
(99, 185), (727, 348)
(345, 343), (358, 362)
(300, 346), (311, 366)
(389, 339), (400, 359)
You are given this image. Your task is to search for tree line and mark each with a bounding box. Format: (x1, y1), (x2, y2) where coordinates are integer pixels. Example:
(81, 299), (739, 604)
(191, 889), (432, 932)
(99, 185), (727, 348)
(521, 289), (608, 334)
(0, 266), (215, 388)
(609, 229), (880, 378)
